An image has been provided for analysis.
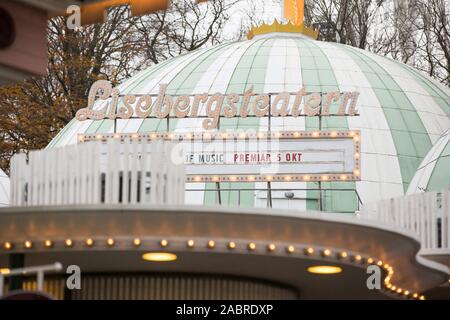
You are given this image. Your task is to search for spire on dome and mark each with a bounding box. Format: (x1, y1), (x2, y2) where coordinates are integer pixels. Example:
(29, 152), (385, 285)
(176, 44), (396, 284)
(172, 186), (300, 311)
(247, 1), (318, 40)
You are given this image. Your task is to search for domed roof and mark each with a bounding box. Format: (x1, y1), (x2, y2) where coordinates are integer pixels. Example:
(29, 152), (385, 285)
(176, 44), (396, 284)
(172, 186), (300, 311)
(48, 32), (450, 211)
(407, 129), (450, 193)
(0, 169), (10, 206)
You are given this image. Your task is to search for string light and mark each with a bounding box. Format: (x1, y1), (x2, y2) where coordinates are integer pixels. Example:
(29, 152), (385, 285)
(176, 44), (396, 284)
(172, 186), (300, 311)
(207, 240), (215, 248)
(107, 238), (115, 247)
(160, 239), (168, 247)
(44, 240), (53, 248)
(4, 242), (13, 250)
(24, 241), (33, 249)
(248, 243), (256, 250)
(267, 244), (276, 252)
(81, 130), (361, 143)
(305, 247), (314, 255)
(133, 238), (141, 247)
(65, 239), (73, 247)
(286, 245), (295, 253)
(187, 240), (195, 248)
(86, 238), (94, 247)
(228, 242), (236, 249)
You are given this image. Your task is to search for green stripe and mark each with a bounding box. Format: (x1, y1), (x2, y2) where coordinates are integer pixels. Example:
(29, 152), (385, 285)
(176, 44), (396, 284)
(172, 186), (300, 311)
(340, 45), (432, 191)
(297, 40), (356, 213)
(204, 38), (274, 207)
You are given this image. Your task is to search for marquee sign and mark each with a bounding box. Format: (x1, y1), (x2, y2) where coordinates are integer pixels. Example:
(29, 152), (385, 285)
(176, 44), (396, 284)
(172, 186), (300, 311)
(79, 130), (361, 183)
(76, 80), (360, 130)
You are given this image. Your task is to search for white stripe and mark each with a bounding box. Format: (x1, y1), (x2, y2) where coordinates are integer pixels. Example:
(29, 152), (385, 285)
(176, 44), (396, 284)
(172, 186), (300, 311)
(317, 41), (404, 201)
(256, 38), (307, 210)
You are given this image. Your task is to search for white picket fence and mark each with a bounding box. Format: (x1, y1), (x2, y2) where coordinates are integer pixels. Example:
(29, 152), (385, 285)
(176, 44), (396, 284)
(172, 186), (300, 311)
(360, 190), (450, 251)
(10, 139), (185, 206)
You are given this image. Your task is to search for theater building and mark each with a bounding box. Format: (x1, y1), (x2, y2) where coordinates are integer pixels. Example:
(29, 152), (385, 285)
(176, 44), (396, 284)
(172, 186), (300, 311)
(0, 14), (449, 299)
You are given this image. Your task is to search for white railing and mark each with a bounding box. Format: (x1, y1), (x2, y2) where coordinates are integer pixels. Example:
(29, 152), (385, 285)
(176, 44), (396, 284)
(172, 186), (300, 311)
(10, 139), (185, 207)
(360, 189), (450, 251)
(0, 263), (63, 298)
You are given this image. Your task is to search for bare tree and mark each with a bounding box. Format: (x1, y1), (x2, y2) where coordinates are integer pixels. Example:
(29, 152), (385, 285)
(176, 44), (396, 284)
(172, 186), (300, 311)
(306, 0), (385, 49)
(417, 0), (450, 86)
(134, 0), (238, 65)
(371, 0), (450, 86)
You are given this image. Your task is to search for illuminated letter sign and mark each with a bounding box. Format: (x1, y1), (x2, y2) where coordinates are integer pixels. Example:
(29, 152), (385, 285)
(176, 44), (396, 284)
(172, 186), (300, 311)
(76, 80), (360, 130)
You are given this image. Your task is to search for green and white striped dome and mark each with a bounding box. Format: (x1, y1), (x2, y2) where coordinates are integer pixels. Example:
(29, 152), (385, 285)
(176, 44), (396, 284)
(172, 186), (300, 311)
(407, 129), (450, 194)
(48, 32), (450, 212)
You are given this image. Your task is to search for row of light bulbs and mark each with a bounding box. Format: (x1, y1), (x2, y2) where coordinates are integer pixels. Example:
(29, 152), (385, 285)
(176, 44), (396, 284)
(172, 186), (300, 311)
(188, 171), (360, 183)
(1, 238), (423, 300)
(79, 130), (361, 143)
